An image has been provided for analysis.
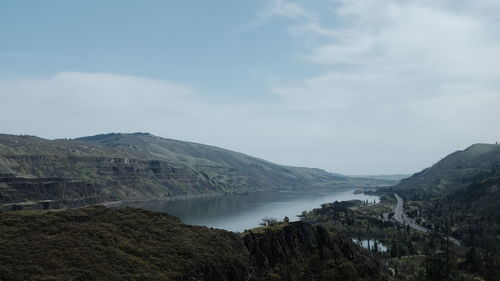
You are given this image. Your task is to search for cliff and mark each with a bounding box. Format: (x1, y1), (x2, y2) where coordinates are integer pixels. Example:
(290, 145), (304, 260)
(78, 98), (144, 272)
(244, 222), (388, 281)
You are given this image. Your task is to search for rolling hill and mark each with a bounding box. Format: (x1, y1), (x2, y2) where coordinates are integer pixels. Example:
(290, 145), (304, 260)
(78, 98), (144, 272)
(0, 133), (391, 210)
(394, 143), (500, 199)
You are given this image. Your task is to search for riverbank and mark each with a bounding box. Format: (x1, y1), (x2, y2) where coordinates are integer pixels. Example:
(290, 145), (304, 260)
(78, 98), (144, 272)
(100, 191), (227, 208)
(119, 187), (380, 232)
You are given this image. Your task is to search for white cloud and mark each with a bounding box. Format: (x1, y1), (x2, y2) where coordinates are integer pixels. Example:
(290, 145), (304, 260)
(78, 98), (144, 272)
(253, 0), (500, 172)
(0, 69), (498, 175)
(264, 0), (311, 19)
(1, 72), (199, 119)
(407, 83), (500, 132)
(2, 0), (500, 175)
(0, 72), (341, 169)
(245, 0), (313, 29)
(303, 1), (500, 80)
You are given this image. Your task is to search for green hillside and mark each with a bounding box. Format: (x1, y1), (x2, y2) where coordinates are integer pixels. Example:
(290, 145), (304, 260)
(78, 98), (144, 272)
(388, 146), (500, 280)
(394, 143), (500, 199)
(0, 133), (391, 210)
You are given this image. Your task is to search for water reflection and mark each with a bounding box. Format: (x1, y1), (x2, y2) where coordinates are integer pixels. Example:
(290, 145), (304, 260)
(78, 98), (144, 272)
(353, 239), (388, 252)
(122, 188), (379, 232)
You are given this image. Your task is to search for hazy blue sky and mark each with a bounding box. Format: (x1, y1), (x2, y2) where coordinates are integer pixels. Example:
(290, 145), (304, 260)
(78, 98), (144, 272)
(1, 0), (499, 174)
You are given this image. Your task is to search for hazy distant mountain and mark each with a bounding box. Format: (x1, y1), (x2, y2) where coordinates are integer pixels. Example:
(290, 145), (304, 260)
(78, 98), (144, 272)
(0, 133), (390, 210)
(394, 143), (500, 198)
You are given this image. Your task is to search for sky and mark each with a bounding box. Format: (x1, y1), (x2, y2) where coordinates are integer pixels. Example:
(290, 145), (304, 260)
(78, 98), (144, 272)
(1, 0), (500, 175)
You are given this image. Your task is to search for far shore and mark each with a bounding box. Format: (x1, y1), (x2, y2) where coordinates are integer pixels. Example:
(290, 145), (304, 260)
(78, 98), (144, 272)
(100, 185), (364, 208)
(100, 191), (227, 208)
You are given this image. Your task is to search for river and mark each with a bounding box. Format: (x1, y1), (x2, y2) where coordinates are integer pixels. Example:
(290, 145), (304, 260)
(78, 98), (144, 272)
(122, 188), (379, 232)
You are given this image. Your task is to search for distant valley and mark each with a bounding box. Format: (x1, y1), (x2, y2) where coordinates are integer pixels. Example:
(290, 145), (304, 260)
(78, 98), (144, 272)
(2, 135), (500, 280)
(0, 132), (392, 211)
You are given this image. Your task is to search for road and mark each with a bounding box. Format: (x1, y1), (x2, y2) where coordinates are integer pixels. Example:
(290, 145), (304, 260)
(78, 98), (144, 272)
(393, 194), (429, 233)
(393, 193), (461, 246)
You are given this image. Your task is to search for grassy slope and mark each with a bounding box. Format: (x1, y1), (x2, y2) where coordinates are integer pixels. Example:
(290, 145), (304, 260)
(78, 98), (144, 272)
(445, 166), (500, 248)
(0, 206), (254, 281)
(0, 134), (152, 177)
(0, 206), (389, 281)
(77, 132), (391, 189)
(394, 143), (500, 198)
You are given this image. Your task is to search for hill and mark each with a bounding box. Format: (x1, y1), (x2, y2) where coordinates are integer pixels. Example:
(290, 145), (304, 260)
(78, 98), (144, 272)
(0, 133), (391, 210)
(388, 143), (500, 279)
(0, 206), (389, 281)
(394, 143), (500, 199)
(446, 165), (500, 249)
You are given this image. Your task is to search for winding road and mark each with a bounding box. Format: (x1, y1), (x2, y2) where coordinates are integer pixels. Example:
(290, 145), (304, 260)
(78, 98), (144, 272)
(393, 194), (429, 233)
(393, 193), (461, 246)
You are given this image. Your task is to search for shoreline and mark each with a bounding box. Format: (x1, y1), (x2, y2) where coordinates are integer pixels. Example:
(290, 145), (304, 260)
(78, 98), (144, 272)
(2, 185), (375, 212)
(101, 191), (227, 208)
(103, 186), (363, 208)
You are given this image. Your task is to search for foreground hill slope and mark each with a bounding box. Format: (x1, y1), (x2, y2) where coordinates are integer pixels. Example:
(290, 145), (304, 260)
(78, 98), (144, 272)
(384, 145), (500, 280)
(0, 133), (389, 210)
(445, 165), (500, 249)
(0, 206), (388, 281)
(394, 143), (500, 198)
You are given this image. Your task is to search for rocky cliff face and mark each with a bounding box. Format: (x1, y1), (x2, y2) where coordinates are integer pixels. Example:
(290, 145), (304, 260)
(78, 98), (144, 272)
(0, 153), (218, 210)
(244, 222), (388, 281)
(0, 174), (105, 210)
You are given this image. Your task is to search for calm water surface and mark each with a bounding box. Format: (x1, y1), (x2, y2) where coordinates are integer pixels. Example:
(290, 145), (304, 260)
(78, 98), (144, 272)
(122, 188), (379, 232)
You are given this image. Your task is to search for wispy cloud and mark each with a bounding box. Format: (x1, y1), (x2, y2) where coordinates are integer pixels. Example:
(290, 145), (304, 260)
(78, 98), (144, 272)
(1, 0), (499, 174)
(256, 0), (500, 118)
(248, 0), (500, 172)
(244, 0), (314, 29)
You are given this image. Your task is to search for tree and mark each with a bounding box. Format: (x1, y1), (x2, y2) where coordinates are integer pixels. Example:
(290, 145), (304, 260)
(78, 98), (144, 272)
(260, 217), (278, 226)
(408, 241), (416, 255)
(465, 247), (482, 273)
(373, 241), (379, 253)
(484, 253), (500, 281)
(390, 241), (400, 258)
(424, 248), (458, 281)
(283, 216), (290, 223)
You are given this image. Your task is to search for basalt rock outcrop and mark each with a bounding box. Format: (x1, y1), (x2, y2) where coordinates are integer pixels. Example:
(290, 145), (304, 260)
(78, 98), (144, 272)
(0, 174), (105, 210)
(244, 221), (388, 281)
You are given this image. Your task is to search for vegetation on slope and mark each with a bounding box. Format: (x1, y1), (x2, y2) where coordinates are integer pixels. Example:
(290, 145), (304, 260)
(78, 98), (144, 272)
(296, 142), (500, 280)
(77, 132), (391, 191)
(397, 165), (500, 280)
(395, 143), (500, 198)
(0, 206), (390, 281)
(244, 220), (389, 281)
